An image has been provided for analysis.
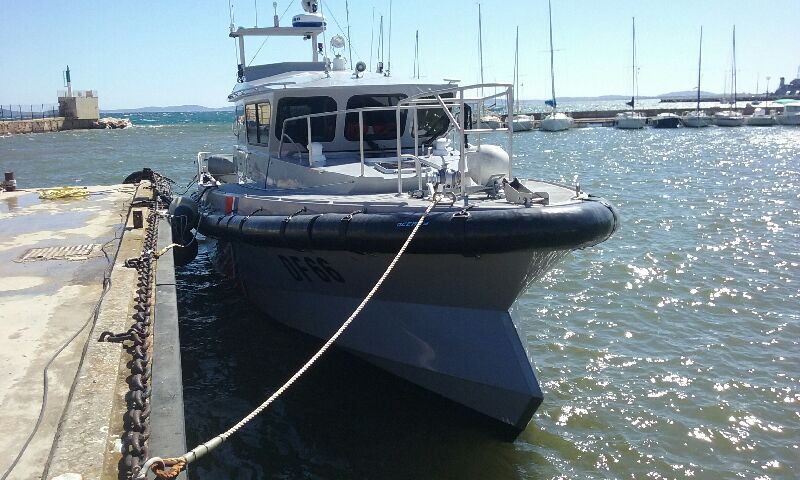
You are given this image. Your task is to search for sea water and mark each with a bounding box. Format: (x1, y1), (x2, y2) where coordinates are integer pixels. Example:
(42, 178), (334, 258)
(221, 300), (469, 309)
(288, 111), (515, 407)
(2, 114), (798, 479)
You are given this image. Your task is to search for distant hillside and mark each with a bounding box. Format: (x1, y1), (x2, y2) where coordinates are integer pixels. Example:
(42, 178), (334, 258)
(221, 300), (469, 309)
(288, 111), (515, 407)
(102, 105), (235, 114)
(659, 90), (718, 98)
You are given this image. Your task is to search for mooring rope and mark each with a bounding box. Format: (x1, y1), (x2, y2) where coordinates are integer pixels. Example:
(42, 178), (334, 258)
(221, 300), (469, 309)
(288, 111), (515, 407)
(136, 197), (439, 479)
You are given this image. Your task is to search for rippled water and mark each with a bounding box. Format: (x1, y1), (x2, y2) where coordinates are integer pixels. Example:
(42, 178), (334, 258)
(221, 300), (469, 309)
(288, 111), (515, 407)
(2, 117), (798, 479)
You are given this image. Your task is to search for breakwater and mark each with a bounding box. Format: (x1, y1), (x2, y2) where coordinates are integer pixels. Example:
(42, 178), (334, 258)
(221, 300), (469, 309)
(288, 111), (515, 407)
(0, 117), (131, 135)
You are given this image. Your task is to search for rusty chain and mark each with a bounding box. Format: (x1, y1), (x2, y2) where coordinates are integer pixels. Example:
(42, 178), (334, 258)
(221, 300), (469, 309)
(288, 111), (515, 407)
(99, 170), (173, 480)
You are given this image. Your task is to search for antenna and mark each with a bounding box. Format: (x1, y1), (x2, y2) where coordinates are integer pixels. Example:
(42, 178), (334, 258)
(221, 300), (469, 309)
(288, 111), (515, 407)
(370, 7), (375, 71)
(377, 15), (384, 73)
(387, 0), (393, 76)
(478, 3), (484, 98)
(414, 30), (420, 79)
(345, 0), (353, 69)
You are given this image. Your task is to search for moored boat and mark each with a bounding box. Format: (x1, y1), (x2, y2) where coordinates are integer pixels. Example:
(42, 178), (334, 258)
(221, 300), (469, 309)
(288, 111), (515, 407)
(615, 17), (645, 130)
(177, 0), (619, 437)
(775, 102), (800, 125)
(682, 111), (712, 128)
(716, 26), (744, 127)
(746, 108), (776, 126)
(651, 112), (681, 128)
(714, 110), (744, 126)
(540, 0), (573, 132)
(682, 27), (711, 128)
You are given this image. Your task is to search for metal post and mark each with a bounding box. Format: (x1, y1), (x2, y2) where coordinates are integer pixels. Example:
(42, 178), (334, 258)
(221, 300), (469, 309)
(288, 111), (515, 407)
(477, 94), (482, 148)
(396, 107), (402, 195)
(359, 111), (365, 177)
(306, 117), (312, 154)
(238, 36), (246, 68)
(459, 89), (466, 198)
(507, 87), (514, 180)
(413, 105), (422, 191)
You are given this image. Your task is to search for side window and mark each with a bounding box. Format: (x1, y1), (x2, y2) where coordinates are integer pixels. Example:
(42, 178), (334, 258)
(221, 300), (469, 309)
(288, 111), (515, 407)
(275, 96), (337, 144)
(234, 104), (244, 139)
(344, 94), (408, 141)
(416, 92), (454, 138)
(245, 104), (257, 144)
(257, 102), (271, 146)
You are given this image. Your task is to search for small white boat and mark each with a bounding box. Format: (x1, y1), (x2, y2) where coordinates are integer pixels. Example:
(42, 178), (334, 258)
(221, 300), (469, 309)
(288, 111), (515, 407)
(682, 27), (711, 128)
(479, 114), (503, 129)
(540, 0), (573, 132)
(716, 26), (743, 127)
(714, 110), (744, 126)
(507, 28), (533, 132)
(682, 111), (712, 128)
(615, 111), (647, 129)
(615, 18), (645, 130)
(510, 115), (534, 131)
(746, 108), (776, 126)
(775, 103), (800, 125)
(540, 112), (573, 131)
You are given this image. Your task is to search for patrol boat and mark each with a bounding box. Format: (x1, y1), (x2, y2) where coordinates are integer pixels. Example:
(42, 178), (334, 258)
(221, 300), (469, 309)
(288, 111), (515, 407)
(179, 0), (619, 437)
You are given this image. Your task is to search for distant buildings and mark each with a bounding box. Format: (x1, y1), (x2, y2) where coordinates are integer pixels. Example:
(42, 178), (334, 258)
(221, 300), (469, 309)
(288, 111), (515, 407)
(775, 77), (800, 97)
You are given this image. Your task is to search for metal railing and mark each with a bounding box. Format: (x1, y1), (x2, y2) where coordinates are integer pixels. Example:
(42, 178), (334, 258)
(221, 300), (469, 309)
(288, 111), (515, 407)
(276, 83), (515, 197)
(0, 104), (60, 121)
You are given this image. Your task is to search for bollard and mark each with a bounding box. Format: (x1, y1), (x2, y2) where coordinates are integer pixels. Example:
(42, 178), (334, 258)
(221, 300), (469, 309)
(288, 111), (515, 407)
(132, 210), (144, 229)
(3, 172), (16, 192)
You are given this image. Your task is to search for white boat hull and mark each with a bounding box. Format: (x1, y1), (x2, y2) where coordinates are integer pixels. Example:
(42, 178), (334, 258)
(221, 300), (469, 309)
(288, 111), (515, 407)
(776, 114), (800, 126)
(479, 117), (503, 129)
(510, 116), (534, 131)
(614, 114), (646, 129)
(746, 115), (776, 126)
(681, 114), (711, 128)
(714, 112), (744, 127)
(224, 242), (568, 432)
(540, 114), (573, 132)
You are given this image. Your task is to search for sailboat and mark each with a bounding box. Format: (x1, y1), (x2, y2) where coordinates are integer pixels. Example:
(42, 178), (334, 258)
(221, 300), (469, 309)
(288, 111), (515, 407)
(682, 26), (712, 127)
(714, 26), (744, 126)
(540, 0), (572, 132)
(614, 17), (646, 129)
(510, 26), (534, 131)
(747, 76), (777, 126)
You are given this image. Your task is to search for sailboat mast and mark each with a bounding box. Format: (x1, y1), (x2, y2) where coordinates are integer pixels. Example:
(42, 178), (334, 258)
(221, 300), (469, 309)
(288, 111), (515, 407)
(478, 4), (485, 87)
(515, 26), (520, 113)
(732, 25), (737, 109)
(696, 26), (703, 113)
(548, 0), (557, 112)
(631, 17), (636, 112)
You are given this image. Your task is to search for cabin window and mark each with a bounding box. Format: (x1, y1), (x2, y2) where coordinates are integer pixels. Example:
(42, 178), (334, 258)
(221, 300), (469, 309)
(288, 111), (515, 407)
(257, 102), (271, 145)
(415, 93), (455, 138)
(344, 94), (408, 141)
(245, 104), (258, 143)
(275, 96), (337, 144)
(245, 102), (271, 145)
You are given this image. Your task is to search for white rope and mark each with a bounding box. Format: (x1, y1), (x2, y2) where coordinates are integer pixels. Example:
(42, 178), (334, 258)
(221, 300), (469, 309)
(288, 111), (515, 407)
(137, 198), (439, 479)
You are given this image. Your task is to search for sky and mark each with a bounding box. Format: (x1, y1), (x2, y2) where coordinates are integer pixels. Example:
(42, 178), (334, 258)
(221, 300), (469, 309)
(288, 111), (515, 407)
(1, 0), (798, 110)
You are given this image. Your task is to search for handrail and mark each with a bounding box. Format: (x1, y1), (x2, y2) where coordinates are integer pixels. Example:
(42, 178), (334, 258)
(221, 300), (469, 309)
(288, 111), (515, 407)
(272, 82), (515, 196)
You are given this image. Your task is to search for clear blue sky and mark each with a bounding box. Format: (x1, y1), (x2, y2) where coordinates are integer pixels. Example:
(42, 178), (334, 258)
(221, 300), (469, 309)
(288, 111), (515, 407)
(1, 0), (798, 109)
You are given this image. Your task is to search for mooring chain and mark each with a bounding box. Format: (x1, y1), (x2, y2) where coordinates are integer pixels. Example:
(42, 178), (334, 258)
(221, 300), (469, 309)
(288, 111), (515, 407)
(96, 170), (168, 480)
(135, 197), (440, 480)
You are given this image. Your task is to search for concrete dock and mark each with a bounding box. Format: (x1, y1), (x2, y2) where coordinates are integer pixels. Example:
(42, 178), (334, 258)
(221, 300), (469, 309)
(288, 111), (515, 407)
(0, 181), (185, 480)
